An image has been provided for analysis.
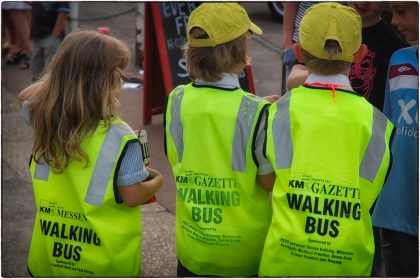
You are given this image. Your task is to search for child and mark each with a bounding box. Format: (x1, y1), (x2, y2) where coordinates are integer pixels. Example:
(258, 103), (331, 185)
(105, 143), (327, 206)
(164, 3), (275, 277)
(259, 3), (393, 276)
(371, 2), (419, 276)
(347, 2), (408, 110)
(287, 2), (409, 110)
(20, 30), (163, 276)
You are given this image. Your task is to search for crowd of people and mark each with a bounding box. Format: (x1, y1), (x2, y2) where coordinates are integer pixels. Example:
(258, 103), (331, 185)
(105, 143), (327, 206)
(14, 1), (418, 277)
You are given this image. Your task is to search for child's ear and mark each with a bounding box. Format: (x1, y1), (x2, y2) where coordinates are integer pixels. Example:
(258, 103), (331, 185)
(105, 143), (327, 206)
(353, 44), (368, 63)
(292, 43), (305, 63)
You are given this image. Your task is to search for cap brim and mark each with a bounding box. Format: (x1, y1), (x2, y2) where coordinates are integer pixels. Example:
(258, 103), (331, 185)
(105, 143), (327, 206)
(250, 22), (263, 35)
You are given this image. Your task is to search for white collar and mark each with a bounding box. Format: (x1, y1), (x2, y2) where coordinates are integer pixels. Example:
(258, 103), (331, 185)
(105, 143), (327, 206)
(195, 73), (240, 89)
(305, 73), (353, 90)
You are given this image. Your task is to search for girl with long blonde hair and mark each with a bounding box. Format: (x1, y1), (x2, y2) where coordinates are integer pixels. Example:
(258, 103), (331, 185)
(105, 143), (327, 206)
(19, 30), (163, 276)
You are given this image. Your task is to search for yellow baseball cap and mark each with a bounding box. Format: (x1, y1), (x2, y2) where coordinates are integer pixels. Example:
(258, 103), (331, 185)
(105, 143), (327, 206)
(299, 2), (362, 62)
(187, 3), (263, 47)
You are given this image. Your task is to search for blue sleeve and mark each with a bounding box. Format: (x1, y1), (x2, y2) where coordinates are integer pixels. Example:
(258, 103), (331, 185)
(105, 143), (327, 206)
(117, 141), (149, 187)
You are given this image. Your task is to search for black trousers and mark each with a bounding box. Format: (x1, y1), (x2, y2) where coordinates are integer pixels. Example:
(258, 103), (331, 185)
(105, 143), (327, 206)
(372, 227), (383, 276)
(380, 228), (419, 277)
(177, 260), (216, 277)
(177, 260), (257, 277)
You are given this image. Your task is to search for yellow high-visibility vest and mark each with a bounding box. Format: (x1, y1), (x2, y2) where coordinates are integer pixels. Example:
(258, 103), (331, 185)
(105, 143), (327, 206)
(259, 87), (393, 276)
(165, 83), (271, 276)
(28, 118), (142, 277)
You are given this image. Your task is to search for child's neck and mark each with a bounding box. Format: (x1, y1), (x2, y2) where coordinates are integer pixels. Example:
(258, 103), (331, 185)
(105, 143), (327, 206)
(362, 16), (382, 28)
(308, 68), (350, 77)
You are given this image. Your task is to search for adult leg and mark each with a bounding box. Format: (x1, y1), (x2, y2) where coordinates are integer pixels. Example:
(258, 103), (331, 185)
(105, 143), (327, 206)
(11, 9), (31, 69)
(30, 39), (45, 81)
(2, 10), (13, 53)
(8, 9), (31, 54)
(43, 35), (60, 71)
(3, 10), (22, 64)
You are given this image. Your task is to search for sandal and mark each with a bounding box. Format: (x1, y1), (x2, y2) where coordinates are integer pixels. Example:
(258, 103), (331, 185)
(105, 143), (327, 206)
(19, 53), (30, 70)
(2, 42), (13, 55)
(5, 51), (22, 65)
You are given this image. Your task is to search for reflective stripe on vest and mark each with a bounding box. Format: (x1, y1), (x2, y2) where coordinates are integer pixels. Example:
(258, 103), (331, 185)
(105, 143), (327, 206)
(35, 161), (50, 181)
(271, 92), (388, 179)
(168, 89), (261, 172)
(169, 86), (185, 163)
(232, 96), (260, 172)
(272, 92), (292, 169)
(85, 123), (133, 205)
(34, 123), (133, 206)
(359, 107), (388, 182)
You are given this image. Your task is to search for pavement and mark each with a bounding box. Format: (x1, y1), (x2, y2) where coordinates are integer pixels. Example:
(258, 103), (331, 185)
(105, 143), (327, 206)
(1, 2), (282, 277)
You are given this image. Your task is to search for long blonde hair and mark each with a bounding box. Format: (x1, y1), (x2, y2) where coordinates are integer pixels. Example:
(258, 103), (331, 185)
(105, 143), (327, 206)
(30, 30), (129, 173)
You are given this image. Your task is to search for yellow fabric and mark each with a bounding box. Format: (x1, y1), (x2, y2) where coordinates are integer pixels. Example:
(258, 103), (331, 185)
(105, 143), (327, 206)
(299, 2), (362, 62)
(165, 83), (271, 276)
(28, 118), (142, 277)
(260, 87), (393, 276)
(187, 3), (262, 47)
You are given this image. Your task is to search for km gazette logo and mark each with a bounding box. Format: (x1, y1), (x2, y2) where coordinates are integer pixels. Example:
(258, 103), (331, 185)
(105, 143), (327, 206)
(40, 200), (87, 222)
